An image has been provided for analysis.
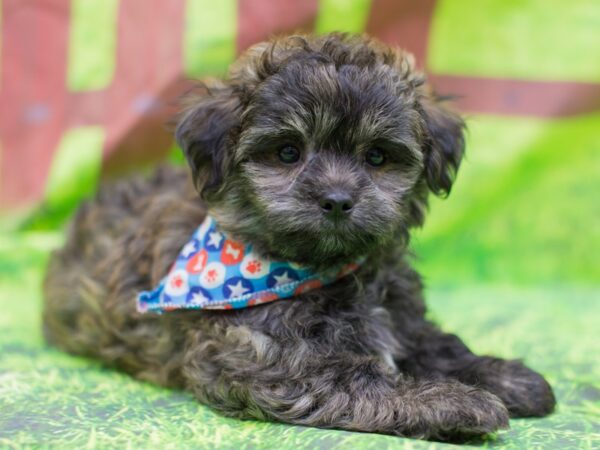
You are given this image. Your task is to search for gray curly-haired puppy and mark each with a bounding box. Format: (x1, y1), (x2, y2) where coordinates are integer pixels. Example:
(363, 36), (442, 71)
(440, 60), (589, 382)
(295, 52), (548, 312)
(43, 33), (555, 441)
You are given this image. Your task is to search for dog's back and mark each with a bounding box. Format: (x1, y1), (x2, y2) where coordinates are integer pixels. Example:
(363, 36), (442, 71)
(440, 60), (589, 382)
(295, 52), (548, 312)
(42, 165), (204, 385)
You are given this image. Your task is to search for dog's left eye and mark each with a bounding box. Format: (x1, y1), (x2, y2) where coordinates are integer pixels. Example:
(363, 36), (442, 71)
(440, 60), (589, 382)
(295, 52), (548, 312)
(278, 145), (301, 164)
(365, 148), (386, 167)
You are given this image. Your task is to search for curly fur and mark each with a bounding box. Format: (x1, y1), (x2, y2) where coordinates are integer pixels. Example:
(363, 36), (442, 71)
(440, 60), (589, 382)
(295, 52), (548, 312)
(43, 33), (555, 441)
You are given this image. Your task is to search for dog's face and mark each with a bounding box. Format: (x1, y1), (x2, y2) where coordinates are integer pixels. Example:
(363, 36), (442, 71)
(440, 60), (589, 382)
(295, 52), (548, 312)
(176, 34), (464, 268)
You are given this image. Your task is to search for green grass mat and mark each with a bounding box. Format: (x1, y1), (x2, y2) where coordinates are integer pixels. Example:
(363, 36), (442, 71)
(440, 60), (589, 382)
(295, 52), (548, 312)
(0, 237), (598, 449)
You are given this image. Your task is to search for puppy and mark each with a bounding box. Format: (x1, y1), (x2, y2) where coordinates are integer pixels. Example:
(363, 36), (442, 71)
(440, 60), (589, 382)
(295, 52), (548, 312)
(43, 33), (555, 440)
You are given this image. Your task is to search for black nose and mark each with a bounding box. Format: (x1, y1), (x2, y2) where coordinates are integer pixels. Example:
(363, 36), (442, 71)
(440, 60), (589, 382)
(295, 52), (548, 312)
(319, 191), (354, 218)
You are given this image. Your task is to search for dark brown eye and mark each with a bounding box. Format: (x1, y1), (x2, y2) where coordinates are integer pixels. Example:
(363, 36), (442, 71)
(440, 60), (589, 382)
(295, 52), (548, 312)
(365, 148), (386, 167)
(278, 145), (301, 164)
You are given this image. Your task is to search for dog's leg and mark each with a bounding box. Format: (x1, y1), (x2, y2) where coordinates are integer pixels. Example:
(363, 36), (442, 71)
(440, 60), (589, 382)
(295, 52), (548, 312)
(182, 326), (509, 440)
(399, 330), (556, 417)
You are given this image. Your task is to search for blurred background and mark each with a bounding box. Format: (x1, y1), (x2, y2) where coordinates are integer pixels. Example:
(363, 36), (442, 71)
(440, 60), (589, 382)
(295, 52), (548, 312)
(0, 1), (598, 448)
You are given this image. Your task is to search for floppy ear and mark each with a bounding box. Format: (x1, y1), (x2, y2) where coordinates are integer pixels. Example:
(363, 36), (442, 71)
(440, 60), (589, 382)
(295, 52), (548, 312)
(419, 94), (465, 197)
(175, 82), (242, 198)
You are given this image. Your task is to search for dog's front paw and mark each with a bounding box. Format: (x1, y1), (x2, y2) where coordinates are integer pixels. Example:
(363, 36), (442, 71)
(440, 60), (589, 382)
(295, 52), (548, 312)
(475, 359), (556, 417)
(400, 381), (510, 441)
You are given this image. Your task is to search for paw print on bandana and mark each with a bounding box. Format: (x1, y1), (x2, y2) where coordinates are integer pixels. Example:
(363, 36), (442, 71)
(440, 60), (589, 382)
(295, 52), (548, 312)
(240, 252), (270, 279)
(164, 269), (189, 297)
(199, 262), (226, 289)
(247, 260), (261, 273)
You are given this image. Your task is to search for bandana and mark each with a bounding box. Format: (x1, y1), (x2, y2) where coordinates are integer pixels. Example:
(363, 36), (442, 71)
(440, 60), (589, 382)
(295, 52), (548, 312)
(137, 216), (363, 313)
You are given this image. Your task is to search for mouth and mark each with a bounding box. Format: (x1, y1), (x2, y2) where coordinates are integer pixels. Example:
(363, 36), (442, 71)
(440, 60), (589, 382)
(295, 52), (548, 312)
(319, 215), (357, 234)
(268, 223), (379, 269)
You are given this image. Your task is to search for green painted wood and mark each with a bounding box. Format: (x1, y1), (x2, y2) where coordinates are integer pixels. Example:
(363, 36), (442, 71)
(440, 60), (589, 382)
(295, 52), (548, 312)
(315, 0), (372, 34)
(44, 127), (105, 211)
(67, 0), (119, 91)
(428, 0), (600, 82)
(183, 0), (237, 77)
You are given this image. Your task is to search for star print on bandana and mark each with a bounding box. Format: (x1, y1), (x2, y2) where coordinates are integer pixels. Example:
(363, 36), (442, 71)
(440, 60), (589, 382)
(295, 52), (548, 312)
(137, 215), (365, 313)
(223, 277), (253, 299)
(205, 230), (224, 251)
(186, 286), (212, 305)
(180, 240), (198, 259)
(267, 268), (299, 288)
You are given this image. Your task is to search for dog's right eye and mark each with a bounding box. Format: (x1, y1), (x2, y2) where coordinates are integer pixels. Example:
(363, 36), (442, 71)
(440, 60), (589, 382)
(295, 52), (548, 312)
(365, 147), (386, 167)
(278, 145), (301, 164)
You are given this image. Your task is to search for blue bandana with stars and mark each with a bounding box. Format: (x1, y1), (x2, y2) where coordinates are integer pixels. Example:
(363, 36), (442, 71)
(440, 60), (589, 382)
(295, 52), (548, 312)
(137, 216), (363, 313)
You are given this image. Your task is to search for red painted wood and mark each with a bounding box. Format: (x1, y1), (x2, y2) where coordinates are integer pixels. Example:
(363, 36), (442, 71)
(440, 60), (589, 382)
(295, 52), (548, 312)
(237, 0), (319, 53)
(1, 0), (599, 209)
(0, 0), (69, 209)
(101, 0), (186, 176)
(366, 0), (436, 67)
(430, 75), (600, 118)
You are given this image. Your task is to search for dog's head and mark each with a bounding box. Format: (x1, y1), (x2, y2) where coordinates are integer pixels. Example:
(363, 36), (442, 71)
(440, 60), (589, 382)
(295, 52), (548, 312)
(176, 34), (464, 268)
